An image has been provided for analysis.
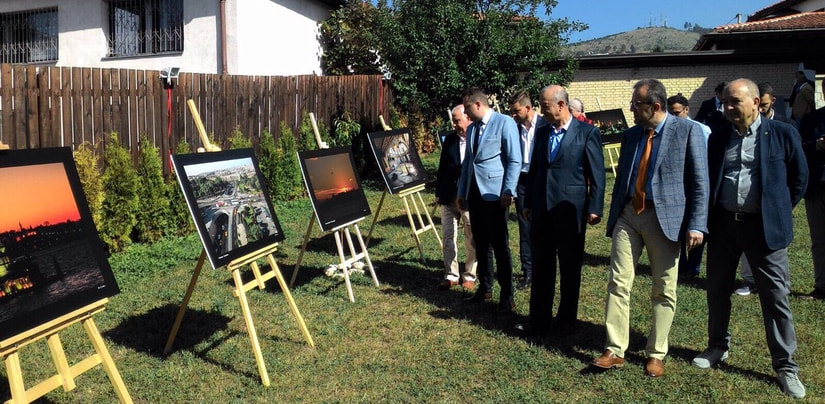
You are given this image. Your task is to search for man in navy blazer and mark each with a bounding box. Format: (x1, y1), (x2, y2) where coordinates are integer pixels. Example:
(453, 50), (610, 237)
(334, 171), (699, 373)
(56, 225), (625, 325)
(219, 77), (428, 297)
(693, 79), (807, 399)
(517, 85), (605, 337)
(592, 79), (708, 378)
(798, 78), (825, 301)
(457, 87), (522, 313)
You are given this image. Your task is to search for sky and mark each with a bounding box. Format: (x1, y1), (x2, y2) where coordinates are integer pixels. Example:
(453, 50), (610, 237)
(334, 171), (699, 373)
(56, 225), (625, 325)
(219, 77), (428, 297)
(547, 0), (780, 43)
(0, 163), (80, 233)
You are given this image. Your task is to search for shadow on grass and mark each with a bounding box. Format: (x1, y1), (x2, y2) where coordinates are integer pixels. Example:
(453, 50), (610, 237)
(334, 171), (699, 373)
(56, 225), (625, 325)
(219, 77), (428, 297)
(104, 304), (230, 358)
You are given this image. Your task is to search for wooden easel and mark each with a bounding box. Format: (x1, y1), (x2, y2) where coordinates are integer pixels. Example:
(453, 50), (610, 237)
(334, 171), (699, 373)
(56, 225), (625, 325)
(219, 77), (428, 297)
(290, 216), (379, 302)
(0, 299), (132, 404)
(163, 244), (314, 386)
(365, 184), (442, 262)
(162, 100), (314, 387)
(365, 117), (442, 262)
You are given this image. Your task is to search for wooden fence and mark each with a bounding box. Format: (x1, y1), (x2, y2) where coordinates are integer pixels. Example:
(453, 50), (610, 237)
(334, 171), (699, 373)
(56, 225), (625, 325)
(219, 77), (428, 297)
(0, 64), (393, 170)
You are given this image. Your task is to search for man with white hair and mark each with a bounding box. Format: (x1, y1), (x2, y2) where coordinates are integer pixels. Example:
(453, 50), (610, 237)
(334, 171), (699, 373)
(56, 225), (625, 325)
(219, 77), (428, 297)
(569, 98), (592, 125)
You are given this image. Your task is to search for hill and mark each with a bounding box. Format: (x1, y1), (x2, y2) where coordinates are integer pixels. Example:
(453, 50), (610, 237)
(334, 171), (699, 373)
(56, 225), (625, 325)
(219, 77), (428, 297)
(565, 27), (707, 57)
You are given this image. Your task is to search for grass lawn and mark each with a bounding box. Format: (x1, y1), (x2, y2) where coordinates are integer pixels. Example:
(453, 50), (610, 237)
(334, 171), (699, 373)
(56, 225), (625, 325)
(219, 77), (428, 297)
(2, 151), (823, 403)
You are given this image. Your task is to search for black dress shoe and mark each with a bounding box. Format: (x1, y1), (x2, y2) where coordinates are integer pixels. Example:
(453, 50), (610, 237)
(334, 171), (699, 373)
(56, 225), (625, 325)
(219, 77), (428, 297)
(463, 292), (492, 302)
(496, 300), (516, 314)
(516, 278), (531, 290)
(554, 322), (576, 337)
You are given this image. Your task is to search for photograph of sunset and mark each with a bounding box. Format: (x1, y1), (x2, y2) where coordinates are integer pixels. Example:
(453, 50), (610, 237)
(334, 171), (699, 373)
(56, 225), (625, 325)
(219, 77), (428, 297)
(0, 148), (119, 341)
(299, 147), (370, 232)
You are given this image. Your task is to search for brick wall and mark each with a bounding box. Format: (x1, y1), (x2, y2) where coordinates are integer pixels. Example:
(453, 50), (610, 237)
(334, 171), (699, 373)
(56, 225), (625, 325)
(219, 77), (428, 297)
(566, 62), (800, 121)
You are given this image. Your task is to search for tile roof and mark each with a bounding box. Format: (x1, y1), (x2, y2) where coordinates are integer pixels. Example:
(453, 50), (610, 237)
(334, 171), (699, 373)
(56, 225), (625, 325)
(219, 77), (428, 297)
(714, 11), (825, 32)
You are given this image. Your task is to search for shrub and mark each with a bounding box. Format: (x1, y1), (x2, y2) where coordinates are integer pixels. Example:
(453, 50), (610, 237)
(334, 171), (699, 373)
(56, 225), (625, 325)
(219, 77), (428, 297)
(298, 113), (318, 151)
(332, 111), (361, 147)
(73, 142), (104, 232)
(275, 122), (304, 200)
(258, 128), (277, 198)
(227, 126), (252, 149)
(100, 133), (139, 253)
(134, 137), (170, 243)
(167, 137), (195, 236)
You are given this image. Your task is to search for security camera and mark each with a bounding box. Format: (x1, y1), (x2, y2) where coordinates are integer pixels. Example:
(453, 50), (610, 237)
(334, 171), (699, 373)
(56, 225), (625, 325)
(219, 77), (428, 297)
(160, 67), (180, 87)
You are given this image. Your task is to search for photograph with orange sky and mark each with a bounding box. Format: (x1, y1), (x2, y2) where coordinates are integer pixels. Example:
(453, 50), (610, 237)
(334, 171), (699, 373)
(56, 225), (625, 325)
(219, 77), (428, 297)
(299, 147), (370, 232)
(0, 163), (81, 233)
(0, 147), (119, 341)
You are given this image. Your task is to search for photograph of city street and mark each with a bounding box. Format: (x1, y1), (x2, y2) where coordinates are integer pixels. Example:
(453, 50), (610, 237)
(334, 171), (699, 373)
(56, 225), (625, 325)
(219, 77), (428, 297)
(0, 149), (119, 340)
(173, 150), (284, 269)
(299, 147), (371, 232)
(368, 128), (427, 194)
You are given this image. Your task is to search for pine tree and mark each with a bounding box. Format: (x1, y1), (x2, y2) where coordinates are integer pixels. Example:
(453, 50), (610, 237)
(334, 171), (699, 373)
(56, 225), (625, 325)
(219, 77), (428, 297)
(73, 142), (104, 232)
(100, 133), (139, 252)
(134, 137), (171, 243)
(168, 138), (195, 236)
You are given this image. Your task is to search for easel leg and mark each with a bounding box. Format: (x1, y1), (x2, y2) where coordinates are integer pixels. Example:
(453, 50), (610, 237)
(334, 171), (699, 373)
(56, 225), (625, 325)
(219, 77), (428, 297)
(5, 351), (27, 404)
(231, 269), (271, 387)
(402, 194), (426, 261)
(352, 224), (379, 287)
(290, 212), (316, 288)
(265, 255), (315, 348)
(163, 249), (207, 355)
(82, 318), (133, 404)
(365, 189), (388, 247)
(46, 334), (75, 391)
(417, 191), (442, 248)
(334, 230), (355, 302)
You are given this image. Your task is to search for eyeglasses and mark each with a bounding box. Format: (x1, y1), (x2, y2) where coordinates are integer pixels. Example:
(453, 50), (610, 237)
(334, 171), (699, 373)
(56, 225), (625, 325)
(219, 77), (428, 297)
(630, 100), (653, 108)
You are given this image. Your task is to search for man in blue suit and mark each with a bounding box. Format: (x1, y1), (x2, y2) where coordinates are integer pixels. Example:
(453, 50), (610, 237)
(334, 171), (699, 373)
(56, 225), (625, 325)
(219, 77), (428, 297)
(692, 79), (807, 399)
(592, 79), (708, 378)
(457, 87), (522, 313)
(516, 85), (605, 337)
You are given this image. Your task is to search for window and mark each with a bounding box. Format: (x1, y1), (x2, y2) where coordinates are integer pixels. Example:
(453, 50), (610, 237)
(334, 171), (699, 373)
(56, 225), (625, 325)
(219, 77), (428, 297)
(107, 0), (183, 57)
(0, 8), (58, 63)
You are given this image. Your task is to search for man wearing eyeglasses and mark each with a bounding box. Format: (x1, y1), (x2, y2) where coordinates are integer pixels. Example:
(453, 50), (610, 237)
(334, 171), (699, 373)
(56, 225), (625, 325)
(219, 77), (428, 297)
(592, 79), (708, 378)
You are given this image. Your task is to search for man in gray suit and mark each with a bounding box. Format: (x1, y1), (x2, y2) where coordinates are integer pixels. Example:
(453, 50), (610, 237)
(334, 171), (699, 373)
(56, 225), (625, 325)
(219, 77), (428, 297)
(457, 87), (522, 313)
(592, 79), (708, 378)
(694, 78), (807, 399)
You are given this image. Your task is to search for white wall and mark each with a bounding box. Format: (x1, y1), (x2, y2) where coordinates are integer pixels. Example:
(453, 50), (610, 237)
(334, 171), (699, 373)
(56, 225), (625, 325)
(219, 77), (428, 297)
(0, 0), (334, 76)
(231, 0), (330, 76)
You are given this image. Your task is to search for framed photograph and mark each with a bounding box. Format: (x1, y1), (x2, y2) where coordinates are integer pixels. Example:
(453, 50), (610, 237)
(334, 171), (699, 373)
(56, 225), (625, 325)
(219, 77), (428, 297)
(0, 147), (120, 342)
(297, 146), (371, 232)
(367, 128), (428, 194)
(171, 149), (285, 270)
(587, 108), (629, 145)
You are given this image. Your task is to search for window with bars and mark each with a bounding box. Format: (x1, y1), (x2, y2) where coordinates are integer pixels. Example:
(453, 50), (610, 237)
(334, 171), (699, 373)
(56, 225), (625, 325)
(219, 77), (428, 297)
(107, 0), (183, 57)
(0, 8), (58, 64)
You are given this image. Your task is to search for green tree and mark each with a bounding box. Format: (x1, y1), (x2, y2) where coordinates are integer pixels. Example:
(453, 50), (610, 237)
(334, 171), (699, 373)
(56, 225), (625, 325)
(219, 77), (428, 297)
(73, 142), (104, 232)
(321, 0), (585, 124)
(258, 128), (278, 198)
(320, 0), (385, 75)
(168, 138), (195, 236)
(275, 123), (304, 200)
(227, 126), (252, 149)
(100, 133), (139, 253)
(134, 137), (170, 243)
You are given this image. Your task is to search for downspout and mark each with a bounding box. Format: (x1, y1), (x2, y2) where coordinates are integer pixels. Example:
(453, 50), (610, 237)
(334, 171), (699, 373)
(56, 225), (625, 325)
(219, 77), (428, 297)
(220, 0), (228, 75)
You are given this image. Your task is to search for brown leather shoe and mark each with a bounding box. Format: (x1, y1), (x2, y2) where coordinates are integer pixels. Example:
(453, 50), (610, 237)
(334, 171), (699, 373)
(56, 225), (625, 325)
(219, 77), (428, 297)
(461, 280), (476, 290)
(645, 358), (664, 377)
(437, 279), (458, 290)
(592, 350), (625, 369)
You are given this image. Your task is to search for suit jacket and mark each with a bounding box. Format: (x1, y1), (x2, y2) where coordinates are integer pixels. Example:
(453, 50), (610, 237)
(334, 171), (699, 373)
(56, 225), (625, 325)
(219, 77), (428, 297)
(458, 111), (521, 201)
(435, 130), (464, 204)
(605, 115), (709, 242)
(798, 107), (825, 199)
(694, 97), (727, 130)
(791, 82), (815, 120)
(523, 118), (605, 233)
(707, 118), (808, 250)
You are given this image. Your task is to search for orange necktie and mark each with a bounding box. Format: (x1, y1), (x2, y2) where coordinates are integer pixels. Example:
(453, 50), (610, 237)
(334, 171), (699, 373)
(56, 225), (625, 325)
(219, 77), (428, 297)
(632, 128), (655, 214)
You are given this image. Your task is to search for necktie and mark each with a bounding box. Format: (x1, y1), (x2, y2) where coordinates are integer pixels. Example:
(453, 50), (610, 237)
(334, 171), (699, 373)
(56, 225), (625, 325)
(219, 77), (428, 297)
(473, 122), (484, 151)
(632, 128), (655, 214)
(548, 130), (563, 162)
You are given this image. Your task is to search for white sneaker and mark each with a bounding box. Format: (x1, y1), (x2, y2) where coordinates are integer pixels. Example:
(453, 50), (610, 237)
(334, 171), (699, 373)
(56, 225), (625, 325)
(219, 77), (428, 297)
(777, 370), (805, 399)
(692, 348), (729, 369)
(734, 284), (756, 296)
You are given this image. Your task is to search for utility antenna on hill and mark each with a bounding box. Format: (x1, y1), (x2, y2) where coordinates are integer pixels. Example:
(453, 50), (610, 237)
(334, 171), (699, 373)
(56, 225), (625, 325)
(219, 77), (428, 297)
(662, 14), (667, 28)
(648, 15), (654, 27)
